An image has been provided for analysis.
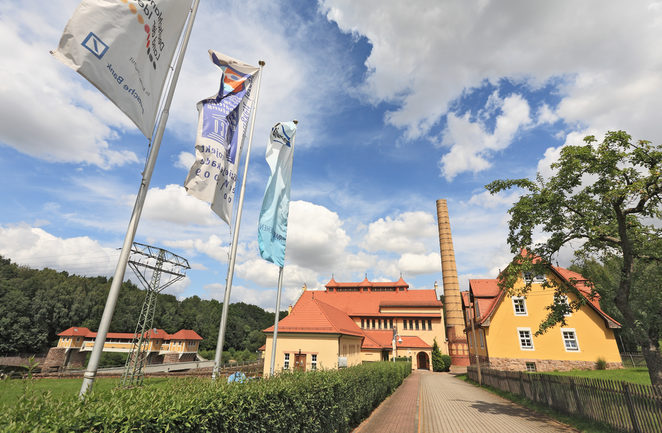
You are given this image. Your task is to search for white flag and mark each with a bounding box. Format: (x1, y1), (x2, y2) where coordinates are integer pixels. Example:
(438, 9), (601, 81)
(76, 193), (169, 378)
(184, 51), (261, 225)
(52, 0), (192, 138)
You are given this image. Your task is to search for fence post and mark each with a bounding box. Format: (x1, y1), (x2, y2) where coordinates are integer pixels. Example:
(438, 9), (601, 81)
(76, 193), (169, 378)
(518, 371), (525, 396)
(622, 382), (642, 433)
(570, 378), (583, 417)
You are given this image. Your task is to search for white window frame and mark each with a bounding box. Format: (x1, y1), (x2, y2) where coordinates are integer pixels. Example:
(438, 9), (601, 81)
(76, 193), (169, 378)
(560, 295), (572, 317)
(479, 330), (485, 348)
(283, 353), (290, 370)
(561, 328), (580, 352)
(523, 271), (545, 283)
(517, 327), (534, 351)
(311, 354), (317, 370)
(512, 297), (528, 316)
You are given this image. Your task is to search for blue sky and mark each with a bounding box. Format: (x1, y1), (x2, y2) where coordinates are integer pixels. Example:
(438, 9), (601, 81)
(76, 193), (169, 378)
(1, 0), (661, 311)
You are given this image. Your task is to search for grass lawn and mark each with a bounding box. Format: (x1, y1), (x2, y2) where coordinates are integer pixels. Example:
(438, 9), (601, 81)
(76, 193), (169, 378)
(0, 376), (175, 407)
(542, 367), (651, 385)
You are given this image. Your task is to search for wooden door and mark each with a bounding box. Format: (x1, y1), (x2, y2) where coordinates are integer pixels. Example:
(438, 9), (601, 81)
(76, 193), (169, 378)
(294, 353), (306, 371)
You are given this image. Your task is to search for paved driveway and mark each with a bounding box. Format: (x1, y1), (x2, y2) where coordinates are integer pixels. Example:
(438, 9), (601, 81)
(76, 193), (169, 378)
(354, 370), (578, 433)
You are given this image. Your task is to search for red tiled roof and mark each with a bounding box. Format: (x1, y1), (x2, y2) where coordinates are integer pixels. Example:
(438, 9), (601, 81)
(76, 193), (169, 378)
(294, 287), (441, 316)
(58, 327), (203, 341)
(170, 329), (203, 341)
(360, 330), (432, 350)
(469, 279), (501, 297)
(264, 295), (364, 337)
(379, 299), (443, 308)
(398, 336), (432, 349)
(325, 277), (409, 289)
(552, 267), (620, 327)
(361, 330), (392, 349)
(467, 262), (621, 328)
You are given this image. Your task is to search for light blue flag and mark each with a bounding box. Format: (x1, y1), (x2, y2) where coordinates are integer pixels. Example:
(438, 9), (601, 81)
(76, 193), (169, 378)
(258, 121), (297, 267)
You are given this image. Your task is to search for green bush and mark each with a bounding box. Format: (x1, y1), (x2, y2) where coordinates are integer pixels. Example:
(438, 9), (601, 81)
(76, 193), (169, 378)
(431, 339), (444, 372)
(0, 361), (411, 432)
(441, 355), (451, 372)
(595, 357), (607, 370)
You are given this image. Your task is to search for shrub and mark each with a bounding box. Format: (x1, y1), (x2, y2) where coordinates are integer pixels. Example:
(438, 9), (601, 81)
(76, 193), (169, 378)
(441, 355), (451, 372)
(595, 357), (607, 370)
(0, 361), (411, 432)
(431, 339), (444, 372)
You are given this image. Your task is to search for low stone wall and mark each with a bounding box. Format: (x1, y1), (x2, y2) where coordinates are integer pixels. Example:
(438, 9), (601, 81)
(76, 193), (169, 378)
(485, 356), (622, 371)
(0, 355), (46, 367)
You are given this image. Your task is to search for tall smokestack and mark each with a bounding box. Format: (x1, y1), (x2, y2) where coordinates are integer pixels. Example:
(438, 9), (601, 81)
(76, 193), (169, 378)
(436, 199), (469, 367)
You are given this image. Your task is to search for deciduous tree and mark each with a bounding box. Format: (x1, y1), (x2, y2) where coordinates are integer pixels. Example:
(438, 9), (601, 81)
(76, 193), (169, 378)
(487, 131), (662, 385)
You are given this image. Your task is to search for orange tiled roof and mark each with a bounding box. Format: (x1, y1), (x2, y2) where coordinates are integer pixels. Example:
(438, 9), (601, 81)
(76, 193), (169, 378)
(57, 327), (203, 341)
(295, 286), (441, 317)
(264, 295), (364, 337)
(360, 330), (432, 350)
(170, 329), (203, 341)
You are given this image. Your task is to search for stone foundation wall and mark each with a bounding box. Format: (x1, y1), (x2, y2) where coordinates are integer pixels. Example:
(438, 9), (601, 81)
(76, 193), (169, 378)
(42, 348), (67, 371)
(487, 357), (622, 372)
(67, 350), (87, 368)
(163, 353), (180, 364)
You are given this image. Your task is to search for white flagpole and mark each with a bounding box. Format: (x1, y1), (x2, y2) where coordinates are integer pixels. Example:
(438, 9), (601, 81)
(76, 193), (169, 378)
(212, 61), (265, 380)
(269, 265), (284, 375)
(79, 0), (201, 399)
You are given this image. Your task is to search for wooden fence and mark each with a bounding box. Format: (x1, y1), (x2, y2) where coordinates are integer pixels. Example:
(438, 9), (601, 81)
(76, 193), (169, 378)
(621, 353), (648, 368)
(467, 367), (662, 433)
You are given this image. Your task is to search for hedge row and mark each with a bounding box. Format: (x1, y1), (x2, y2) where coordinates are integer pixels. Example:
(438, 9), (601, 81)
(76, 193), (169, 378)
(1, 361), (411, 433)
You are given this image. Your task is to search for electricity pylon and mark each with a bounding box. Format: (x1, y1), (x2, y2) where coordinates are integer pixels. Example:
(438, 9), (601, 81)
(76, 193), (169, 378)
(120, 242), (190, 387)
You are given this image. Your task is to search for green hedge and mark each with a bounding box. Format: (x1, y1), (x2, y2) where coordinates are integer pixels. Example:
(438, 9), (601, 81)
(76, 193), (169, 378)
(1, 361), (411, 433)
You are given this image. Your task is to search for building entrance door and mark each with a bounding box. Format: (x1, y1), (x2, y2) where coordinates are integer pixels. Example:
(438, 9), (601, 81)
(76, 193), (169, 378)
(294, 353), (306, 371)
(417, 352), (430, 370)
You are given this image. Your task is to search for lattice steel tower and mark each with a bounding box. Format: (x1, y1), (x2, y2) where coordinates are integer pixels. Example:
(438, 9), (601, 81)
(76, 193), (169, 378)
(121, 242), (190, 387)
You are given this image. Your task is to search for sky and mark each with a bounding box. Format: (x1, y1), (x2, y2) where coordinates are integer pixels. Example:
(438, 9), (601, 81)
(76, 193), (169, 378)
(1, 0), (662, 312)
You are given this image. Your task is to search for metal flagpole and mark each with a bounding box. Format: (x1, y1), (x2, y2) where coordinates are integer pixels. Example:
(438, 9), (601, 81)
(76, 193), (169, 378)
(212, 61), (265, 380)
(79, 0), (201, 399)
(269, 266), (284, 375)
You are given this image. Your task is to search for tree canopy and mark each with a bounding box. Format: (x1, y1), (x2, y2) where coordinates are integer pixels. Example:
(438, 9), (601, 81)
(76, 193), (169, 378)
(486, 130), (662, 385)
(0, 256), (282, 356)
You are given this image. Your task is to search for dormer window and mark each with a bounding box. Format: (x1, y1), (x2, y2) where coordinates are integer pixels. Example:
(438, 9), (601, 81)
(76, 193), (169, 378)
(523, 271), (545, 283)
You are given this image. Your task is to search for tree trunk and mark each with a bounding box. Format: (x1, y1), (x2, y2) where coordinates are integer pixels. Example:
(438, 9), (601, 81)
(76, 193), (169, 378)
(641, 339), (662, 387)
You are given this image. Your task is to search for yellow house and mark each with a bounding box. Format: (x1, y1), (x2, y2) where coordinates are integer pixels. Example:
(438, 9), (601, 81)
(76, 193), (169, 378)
(462, 262), (622, 372)
(263, 277), (447, 376)
(44, 327), (203, 370)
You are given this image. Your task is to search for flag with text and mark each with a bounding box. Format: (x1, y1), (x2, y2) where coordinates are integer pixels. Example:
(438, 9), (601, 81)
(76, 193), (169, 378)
(52, 0), (192, 138)
(184, 50), (260, 225)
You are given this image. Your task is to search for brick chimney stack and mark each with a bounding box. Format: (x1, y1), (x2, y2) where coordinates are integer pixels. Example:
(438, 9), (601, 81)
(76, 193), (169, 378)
(436, 199), (469, 367)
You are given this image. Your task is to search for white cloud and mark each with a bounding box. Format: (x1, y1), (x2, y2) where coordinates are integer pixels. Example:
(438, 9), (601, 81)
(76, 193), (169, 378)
(163, 235), (230, 264)
(0, 4), (139, 169)
(175, 152), (195, 171)
(468, 190), (521, 209)
(0, 224), (119, 276)
(141, 184), (219, 226)
(397, 252), (441, 276)
(321, 0), (662, 166)
(440, 93), (531, 180)
(363, 211), (437, 254)
(285, 200), (350, 271)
